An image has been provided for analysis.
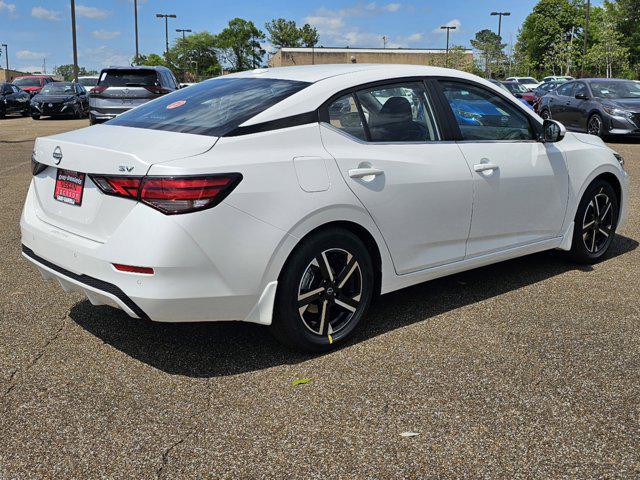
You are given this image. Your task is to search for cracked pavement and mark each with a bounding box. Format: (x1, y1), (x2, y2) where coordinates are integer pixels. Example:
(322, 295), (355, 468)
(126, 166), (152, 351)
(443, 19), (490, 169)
(1, 116), (639, 479)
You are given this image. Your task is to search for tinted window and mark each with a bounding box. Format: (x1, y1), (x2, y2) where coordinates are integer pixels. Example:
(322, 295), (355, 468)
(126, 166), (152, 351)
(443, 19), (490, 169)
(558, 83), (575, 97)
(440, 81), (534, 141)
(11, 85), (20, 93)
(13, 77), (41, 87)
(517, 77), (538, 84)
(41, 83), (74, 95)
(108, 77), (310, 137)
(574, 82), (588, 98)
(356, 83), (440, 142)
(503, 82), (528, 94)
(98, 69), (159, 87)
(326, 94), (367, 140)
(78, 77), (98, 87)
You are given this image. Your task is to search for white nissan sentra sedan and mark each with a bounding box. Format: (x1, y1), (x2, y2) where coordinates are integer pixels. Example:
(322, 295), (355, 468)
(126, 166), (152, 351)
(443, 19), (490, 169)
(21, 64), (628, 351)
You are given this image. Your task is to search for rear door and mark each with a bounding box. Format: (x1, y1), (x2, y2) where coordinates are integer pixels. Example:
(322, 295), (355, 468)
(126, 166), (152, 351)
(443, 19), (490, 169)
(551, 82), (576, 124)
(320, 81), (474, 275)
(567, 82), (589, 130)
(437, 79), (568, 257)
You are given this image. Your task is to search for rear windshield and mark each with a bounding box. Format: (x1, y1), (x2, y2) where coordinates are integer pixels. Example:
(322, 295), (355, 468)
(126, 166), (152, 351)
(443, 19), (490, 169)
(79, 77), (98, 87)
(108, 77), (311, 137)
(98, 69), (159, 87)
(14, 77), (42, 87)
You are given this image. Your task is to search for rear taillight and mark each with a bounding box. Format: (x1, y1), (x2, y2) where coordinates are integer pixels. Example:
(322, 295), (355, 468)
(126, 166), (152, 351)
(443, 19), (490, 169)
(144, 85), (171, 94)
(90, 174), (242, 215)
(90, 85), (108, 94)
(31, 152), (47, 175)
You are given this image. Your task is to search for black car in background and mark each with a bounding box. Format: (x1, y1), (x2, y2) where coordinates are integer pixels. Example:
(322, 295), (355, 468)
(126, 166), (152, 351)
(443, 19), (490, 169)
(531, 80), (565, 112)
(30, 82), (89, 120)
(538, 78), (640, 138)
(0, 82), (31, 118)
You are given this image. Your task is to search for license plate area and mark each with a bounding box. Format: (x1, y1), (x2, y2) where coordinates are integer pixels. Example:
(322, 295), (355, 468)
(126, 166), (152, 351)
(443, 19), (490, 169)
(54, 169), (85, 206)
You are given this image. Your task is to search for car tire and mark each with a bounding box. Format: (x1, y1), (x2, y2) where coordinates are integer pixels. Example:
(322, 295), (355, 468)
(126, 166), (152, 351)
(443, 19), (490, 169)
(587, 113), (605, 138)
(567, 179), (619, 264)
(89, 115), (96, 125)
(271, 228), (375, 352)
(31, 114), (40, 120)
(540, 108), (551, 120)
(21, 107), (30, 117)
(0, 107), (5, 119)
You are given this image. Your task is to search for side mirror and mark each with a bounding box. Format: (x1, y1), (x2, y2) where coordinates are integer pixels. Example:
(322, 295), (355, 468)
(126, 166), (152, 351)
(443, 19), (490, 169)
(575, 92), (589, 100)
(542, 119), (566, 143)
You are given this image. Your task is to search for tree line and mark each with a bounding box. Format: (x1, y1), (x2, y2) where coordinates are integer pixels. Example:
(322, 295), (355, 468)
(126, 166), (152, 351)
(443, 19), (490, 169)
(472, 0), (640, 79)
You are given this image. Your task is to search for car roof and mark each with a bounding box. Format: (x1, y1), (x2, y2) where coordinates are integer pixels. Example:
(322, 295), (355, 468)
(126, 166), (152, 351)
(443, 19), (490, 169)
(231, 64), (537, 126)
(100, 66), (170, 72)
(14, 74), (52, 78)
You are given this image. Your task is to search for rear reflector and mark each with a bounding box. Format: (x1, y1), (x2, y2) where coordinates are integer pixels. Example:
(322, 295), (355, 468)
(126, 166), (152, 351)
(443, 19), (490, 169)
(90, 173), (242, 215)
(113, 264), (154, 274)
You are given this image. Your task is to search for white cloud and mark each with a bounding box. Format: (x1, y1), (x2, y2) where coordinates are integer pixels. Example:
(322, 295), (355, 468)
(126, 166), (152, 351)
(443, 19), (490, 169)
(433, 19), (462, 33)
(0, 1), (16, 16)
(76, 5), (109, 19)
(383, 3), (401, 12)
(92, 30), (120, 40)
(80, 45), (130, 68)
(31, 6), (60, 21)
(407, 33), (423, 42)
(16, 65), (44, 73)
(16, 50), (47, 60)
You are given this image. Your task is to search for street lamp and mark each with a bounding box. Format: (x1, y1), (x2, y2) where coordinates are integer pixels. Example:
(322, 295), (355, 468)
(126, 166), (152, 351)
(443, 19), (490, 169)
(70, 0), (79, 82)
(156, 13), (177, 55)
(440, 26), (456, 67)
(490, 11), (510, 39)
(176, 29), (192, 40)
(581, 0), (591, 78)
(133, 0), (139, 63)
(1, 44), (8, 72)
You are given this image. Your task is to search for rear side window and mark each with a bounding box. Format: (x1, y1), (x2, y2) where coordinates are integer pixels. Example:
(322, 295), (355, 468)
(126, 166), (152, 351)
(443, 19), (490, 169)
(440, 81), (534, 141)
(98, 69), (159, 87)
(326, 94), (367, 141)
(356, 83), (440, 142)
(108, 77), (310, 137)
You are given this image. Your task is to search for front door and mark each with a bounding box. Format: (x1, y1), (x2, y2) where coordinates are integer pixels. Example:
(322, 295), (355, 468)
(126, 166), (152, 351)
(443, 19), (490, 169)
(320, 82), (474, 275)
(438, 80), (569, 257)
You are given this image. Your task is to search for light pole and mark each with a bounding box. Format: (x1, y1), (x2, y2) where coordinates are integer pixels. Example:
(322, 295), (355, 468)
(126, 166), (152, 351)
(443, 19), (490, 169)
(133, 0), (139, 63)
(581, 0), (591, 78)
(1, 44), (8, 72)
(176, 29), (192, 40)
(382, 35), (388, 49)
(70, 0), (79, 82)
(440, 26), (456, 67)
(490, 11), (510, 39)
(156, 13), (177, 55)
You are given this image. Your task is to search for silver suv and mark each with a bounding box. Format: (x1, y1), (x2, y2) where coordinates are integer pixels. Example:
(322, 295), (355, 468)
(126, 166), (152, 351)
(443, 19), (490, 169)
(89, 66), (179, 125)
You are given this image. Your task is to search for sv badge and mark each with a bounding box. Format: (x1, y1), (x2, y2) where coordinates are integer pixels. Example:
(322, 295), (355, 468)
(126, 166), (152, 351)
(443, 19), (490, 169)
(118, 165), (134, 173)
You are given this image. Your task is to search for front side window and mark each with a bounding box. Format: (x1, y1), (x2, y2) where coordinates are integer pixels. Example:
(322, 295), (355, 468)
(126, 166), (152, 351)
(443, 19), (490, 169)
(356, 82), (440, 142)
(558, 82), (575, 97)
(574, 82), (588, 98)
(440, 81), (535, 141)
(108, 77), (310, 137)
(326, 94), (367, 140)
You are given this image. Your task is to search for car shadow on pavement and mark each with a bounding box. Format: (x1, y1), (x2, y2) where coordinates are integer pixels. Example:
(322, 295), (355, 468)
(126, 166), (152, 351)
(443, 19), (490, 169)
(69, 234), (638, 378)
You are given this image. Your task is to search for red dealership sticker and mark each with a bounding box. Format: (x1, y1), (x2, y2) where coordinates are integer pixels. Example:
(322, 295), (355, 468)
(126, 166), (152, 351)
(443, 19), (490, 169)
(166, 100), (186, 110)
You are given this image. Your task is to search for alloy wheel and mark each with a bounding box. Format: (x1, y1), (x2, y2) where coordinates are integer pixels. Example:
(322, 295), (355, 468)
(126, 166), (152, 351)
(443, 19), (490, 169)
(588, 115), (602, 136)
(582, 190), (614, 254)
(297, 248), (362, 337)
(541, 109), (551, 120)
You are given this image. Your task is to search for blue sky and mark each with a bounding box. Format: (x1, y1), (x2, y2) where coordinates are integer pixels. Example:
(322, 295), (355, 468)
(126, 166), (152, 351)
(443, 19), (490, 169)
(0, 0), (586, 73)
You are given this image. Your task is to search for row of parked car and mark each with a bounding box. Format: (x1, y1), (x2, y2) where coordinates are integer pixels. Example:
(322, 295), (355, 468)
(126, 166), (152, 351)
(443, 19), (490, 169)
(0, 66), (181, 124)
(488, 75), (640, 138)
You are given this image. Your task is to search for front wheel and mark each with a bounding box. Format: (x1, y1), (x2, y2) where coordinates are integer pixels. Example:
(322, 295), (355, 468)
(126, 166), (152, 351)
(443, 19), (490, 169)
(271, 228), (374, 352)
(540, 108), (551, 120)
(588, 113), (605, 138)
(568, 180), (619, 264)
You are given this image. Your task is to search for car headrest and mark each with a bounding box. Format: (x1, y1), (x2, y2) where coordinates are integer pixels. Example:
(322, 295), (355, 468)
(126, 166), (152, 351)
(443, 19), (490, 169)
(380, 97), (412, 122)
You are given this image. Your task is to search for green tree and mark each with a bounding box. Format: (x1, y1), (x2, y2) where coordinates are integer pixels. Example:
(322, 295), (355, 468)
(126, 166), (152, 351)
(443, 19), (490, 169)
(170, 31), (220, 80)
(215, 18), (265, 71)
(605, 0), (640, 76)
(470, 29), (506, 77)
(53, 64), (92, 81)
(133, 53), (168, 68)
(265, 18), (319, 48)
(428, 45), (474, 72)
(587, 4), (629, 77)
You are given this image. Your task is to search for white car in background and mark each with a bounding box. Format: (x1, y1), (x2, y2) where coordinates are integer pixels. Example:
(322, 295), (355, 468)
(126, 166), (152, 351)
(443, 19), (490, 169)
(542, 75), (574, 83)
(22, 64), (628, 352)
(506, 76), (541, 90)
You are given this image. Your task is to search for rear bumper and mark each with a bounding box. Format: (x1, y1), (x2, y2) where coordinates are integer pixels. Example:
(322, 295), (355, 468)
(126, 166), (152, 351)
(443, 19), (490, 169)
(20, 180), (289, 324)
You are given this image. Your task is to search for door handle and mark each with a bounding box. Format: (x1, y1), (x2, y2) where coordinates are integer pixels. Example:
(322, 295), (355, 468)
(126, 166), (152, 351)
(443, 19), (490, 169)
(473, 163), (499, 173)
(348, 167), (384, 179)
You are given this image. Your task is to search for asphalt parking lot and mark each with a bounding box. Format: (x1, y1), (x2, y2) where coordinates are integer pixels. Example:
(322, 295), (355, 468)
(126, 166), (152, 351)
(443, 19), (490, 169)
(1, 116), (639, 479)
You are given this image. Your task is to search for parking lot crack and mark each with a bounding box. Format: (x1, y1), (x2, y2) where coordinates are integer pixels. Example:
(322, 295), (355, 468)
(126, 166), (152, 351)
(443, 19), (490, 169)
(2, 320), (66, 400)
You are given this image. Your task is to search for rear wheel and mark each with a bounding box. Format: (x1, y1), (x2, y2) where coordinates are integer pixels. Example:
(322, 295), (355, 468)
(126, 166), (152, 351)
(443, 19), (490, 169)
(21, 106), (30, 117)
(31, 114), (40, 120)
(271, 228), (374, 352)
(568, 179), (619, 264)
(540, 108), (551, 120)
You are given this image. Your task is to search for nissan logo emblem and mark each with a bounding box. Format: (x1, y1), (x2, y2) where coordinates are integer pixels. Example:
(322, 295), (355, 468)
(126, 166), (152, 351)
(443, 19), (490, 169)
(52, 146), (63, 165)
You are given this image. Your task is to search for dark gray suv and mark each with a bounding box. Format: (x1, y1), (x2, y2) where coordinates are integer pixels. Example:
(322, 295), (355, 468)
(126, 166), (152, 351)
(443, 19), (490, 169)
(89, 66), (179, 125)
(538, 78), (640, 138)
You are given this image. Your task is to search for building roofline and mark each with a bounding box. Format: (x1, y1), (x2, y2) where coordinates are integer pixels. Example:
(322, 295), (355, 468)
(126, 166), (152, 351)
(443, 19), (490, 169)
(278, 47), (472, 54)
